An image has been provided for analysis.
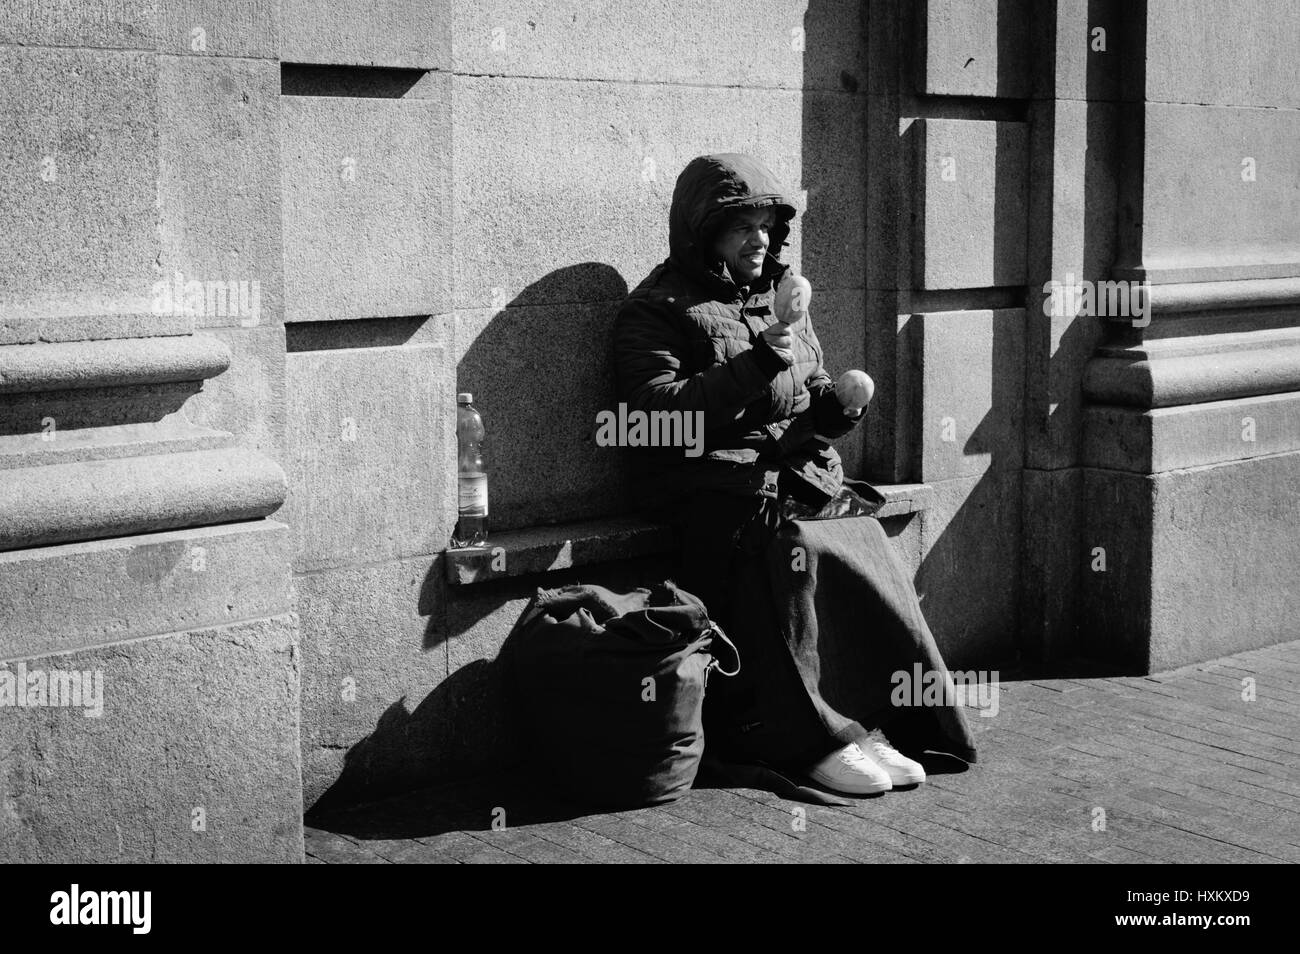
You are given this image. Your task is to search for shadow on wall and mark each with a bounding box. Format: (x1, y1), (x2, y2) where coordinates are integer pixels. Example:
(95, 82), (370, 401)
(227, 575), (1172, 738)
(307, 262), (661, 814)
(422, 261), (637, 648)
(902, 1), (1034, 669)
(800, 0), (870, 480)
(455, 262), (632, 533)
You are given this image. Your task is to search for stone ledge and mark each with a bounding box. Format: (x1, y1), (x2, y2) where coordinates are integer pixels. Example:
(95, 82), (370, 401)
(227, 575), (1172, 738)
(1084, 334), (1300, 408)
(0, 334), (230, 394)
(0, 447), (287, 551)
(445, 515), (675, 585)
(0, 313), (195, 346)
(1083, 392), (1300, 474)
(1138, 275), (1300, 315)
(873, 482), (934, 519)
(444, 483), (933, 585)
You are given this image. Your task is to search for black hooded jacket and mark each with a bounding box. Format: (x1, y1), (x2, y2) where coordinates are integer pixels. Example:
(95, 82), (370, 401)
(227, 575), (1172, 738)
(612, 154), (863, 516)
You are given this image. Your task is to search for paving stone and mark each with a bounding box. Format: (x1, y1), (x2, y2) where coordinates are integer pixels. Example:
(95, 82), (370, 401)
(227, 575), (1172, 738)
(300, 640), (1300, 863)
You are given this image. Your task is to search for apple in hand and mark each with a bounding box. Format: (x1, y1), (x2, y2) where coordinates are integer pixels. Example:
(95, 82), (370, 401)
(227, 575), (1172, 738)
(774, 273), (812, 326)
(835, 369), (874, 415)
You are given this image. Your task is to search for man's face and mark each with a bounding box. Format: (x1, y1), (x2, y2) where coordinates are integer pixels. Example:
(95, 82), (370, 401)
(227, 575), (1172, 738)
(713, 208), (775, 284)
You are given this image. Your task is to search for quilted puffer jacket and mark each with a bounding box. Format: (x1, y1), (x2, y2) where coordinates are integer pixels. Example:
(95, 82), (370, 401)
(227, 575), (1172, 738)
(612, 153), (863, 516)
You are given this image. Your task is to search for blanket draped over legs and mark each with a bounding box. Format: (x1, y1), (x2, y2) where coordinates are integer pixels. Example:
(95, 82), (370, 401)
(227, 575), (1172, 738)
(673, 487), (977, 772)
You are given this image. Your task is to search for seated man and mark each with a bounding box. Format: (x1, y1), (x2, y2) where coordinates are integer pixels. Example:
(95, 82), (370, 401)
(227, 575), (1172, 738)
(613, 153), (976, 795)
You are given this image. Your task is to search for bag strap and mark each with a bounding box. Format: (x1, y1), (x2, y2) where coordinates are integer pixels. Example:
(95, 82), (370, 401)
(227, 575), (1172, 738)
(705, 621), (741, 677)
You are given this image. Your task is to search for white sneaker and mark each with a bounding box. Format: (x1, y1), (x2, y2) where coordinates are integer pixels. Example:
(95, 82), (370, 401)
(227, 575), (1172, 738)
(861, 739), (926, 787)
(806, 743), (893, 795)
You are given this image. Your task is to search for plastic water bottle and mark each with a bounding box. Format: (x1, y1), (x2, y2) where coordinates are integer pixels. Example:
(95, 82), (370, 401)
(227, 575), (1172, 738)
(452, 393), (489, 547)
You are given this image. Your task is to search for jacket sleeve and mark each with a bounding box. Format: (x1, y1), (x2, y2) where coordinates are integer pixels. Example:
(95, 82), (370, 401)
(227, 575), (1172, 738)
(613, 296), (785, 424)
(764, 319), (863, 456)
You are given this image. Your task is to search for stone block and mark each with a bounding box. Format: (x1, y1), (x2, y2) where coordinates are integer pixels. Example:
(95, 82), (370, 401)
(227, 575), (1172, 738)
(917, 308), (1025, 481)
(284, 343), (455, 572)
(0, 520), (289, 660)
(811, 288), (868, 476)
(1030, 98), (1120, 285)
(0, 49), (161, 325)
(865, 0), (903, 98)
(800, 93), (868, 293)
(453, 0), (864, 91)
(916, 469), (1022, 668)
(1145, 0), (1300, 110)
(281, 0), (450, 69)
(158, 55), (283, 329)
(452, 76), (804, 311)
(1031, 0), (1125, 102)
(281, 79), (452, 322)
(1018, 466), (1083, 664)
(1084, 392), (1300, 474)
(863, 291), (906, 482)
(0, 0), (158, 49)
(917, 0), (1031, 98)
(880, 510), (923, 578)
(456, 300), (628, 531)
(0, 614), (302, 863)
(184, 324), (286, 463)
(1023, 99), (1113, 471)
(1082, 450), (1300, 671)
(156, 0), (277, 58)
(913, 118), (1028, 290)
(866, 98), (908, 292)
(1147, 451), (1300, 669)
(294, 556), (447, 809)
(1136, 103), (1300, 283)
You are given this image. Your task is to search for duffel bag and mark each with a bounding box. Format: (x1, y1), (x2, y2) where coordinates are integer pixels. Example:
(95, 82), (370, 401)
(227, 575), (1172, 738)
(501, 580), (739, 809)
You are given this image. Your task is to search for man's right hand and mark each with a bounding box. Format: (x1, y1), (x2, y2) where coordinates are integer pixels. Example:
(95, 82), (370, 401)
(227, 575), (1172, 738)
(760, 318), (802, 367)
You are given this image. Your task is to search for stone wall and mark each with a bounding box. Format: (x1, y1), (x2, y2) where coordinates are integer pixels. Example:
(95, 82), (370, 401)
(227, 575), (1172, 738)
(284, 0), (875, 810)
(0, 2), (301, 862)
(1076, 0), (1300, 671)
(3, 1), (1297, 857)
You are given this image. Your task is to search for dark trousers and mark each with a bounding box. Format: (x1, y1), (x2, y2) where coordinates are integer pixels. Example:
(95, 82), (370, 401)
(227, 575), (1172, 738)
(671, 486), (977, 768)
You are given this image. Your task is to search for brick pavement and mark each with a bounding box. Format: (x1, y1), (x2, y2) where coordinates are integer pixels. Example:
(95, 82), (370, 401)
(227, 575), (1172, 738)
(305, 641), (1300, 863)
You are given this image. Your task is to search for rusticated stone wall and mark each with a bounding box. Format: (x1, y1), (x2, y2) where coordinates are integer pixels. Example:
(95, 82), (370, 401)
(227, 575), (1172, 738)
(3, 1), (1297, 859)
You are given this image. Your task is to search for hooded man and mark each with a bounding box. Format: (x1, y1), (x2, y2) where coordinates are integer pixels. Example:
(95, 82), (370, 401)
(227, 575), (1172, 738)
(614, 153), (861, 514)
(613, 154), (976, 795)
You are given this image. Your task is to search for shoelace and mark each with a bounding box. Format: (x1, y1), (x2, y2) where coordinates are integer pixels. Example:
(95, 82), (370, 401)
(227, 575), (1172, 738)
(840, 744), (876, 767)
(866, 741), (905, 765)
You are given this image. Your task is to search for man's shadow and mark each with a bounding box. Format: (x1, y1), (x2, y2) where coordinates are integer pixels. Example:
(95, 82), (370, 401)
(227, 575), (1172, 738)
(309, 263), (645, 822)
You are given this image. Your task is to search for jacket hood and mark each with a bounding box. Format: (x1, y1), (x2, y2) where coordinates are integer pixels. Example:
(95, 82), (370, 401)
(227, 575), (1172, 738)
(668, 153), (797, 291)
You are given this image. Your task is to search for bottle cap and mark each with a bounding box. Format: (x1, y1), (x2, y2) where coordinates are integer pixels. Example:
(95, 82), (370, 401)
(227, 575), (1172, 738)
(457, 392), (473, 405)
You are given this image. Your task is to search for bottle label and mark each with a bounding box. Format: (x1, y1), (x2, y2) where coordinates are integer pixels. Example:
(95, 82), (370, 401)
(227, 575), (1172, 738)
(458, 474), (488, 516)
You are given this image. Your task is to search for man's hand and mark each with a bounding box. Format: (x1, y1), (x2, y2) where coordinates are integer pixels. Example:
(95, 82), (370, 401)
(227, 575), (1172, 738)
(760, 316), (803, 367)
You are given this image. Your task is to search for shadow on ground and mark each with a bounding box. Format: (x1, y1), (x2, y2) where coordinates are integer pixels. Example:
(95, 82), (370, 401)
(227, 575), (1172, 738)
(308, 745), (972, 841)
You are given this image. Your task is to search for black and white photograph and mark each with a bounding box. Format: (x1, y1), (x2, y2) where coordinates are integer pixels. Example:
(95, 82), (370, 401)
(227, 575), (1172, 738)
(0, 0), (1294, 921)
